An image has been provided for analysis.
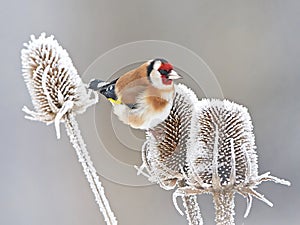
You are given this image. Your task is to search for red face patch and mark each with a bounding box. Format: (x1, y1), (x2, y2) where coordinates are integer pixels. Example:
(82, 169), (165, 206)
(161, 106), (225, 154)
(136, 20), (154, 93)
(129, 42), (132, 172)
(159, 63), (173, 71)
(161, 75), (172, 85)
(159, 62), (173, 85)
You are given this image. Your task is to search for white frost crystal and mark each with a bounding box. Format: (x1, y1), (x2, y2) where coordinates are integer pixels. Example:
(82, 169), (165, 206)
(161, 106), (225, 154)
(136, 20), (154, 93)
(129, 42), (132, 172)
(21, 33), (117, 225)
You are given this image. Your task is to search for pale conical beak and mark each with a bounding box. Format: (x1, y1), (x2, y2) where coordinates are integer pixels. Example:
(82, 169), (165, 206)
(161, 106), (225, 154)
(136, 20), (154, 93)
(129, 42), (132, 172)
(168, 70), (182, 80)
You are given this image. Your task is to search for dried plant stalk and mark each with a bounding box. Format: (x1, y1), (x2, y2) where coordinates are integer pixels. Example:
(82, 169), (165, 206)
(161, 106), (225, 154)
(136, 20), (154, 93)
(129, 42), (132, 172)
(181, 186), (203, 225)
(213, 191), (235, 225)
(21, 33), (117, 225)
(137, 84), (203, 225)
(65, 113), (117, 225)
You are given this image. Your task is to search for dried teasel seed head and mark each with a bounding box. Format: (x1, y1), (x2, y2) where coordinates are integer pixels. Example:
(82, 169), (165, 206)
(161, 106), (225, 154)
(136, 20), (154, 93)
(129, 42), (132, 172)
(187, 99), (258, 188)
(140, 84), (199, 190)
(21, 33), (97, 138)
(181, 99), (290, 220)
(137, 83), (203, 225)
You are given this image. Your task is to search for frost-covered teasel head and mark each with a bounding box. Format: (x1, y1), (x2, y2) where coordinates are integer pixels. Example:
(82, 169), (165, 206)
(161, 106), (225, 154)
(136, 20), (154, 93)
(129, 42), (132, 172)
(139, 84), (199, 190)
(173, 99), (290, 224)
(187, 99), (258, 188)
(21, 33), (97, 138)
(21, 33), (116, 224)
(136, 83), (203, 225)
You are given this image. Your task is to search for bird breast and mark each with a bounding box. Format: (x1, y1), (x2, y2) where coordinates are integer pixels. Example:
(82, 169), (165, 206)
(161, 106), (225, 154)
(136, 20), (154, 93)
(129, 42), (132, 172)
(113, 85), (175, 130)
(144, 85), (175, 112)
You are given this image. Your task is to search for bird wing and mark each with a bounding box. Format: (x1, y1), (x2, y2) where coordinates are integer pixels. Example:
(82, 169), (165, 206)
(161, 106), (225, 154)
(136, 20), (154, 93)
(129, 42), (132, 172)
(97, 78), (119, 100)
(119, 85), (148, 108)
(116, 63), (149, 106)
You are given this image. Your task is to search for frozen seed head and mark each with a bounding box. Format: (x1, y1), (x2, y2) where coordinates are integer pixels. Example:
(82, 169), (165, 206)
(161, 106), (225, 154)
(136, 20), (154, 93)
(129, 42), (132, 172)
(179, 99), (290, 219)
(21, 33), (97, 138)
(140, 84), (199, 190)
(187, 99), (257, 188)
(137, 83), (203, 225)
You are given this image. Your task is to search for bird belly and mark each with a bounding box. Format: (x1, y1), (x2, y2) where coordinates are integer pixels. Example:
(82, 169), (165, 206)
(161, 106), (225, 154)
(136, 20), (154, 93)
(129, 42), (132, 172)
(112, 100), (172, 130)
(135, 101), (172, 129)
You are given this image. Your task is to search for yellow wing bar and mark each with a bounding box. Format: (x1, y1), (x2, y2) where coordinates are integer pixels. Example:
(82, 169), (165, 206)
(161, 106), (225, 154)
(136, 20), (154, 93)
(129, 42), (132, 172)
(108, 98), (122, 105)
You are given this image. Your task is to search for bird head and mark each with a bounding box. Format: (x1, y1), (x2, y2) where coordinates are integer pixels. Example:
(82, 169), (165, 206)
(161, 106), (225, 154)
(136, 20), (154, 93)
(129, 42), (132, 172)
(147, 58), (181, 89)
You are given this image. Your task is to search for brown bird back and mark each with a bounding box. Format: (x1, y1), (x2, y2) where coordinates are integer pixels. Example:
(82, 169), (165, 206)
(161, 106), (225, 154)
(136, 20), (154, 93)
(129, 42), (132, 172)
(116, 62), (150, 105)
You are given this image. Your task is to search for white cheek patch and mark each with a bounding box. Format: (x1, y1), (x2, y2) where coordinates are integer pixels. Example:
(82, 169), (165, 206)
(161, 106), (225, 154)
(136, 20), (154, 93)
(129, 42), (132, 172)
(150, 70), (164, 89)
(150, 60), (174, 90)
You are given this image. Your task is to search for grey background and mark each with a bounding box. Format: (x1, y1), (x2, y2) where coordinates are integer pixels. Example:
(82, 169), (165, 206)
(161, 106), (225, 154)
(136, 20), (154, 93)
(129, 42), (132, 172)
(1, 0), (299, 225)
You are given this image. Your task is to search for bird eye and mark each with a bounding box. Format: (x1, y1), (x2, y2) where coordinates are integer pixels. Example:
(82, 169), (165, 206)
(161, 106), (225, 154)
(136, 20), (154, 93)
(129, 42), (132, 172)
(159, 69), (168, 75)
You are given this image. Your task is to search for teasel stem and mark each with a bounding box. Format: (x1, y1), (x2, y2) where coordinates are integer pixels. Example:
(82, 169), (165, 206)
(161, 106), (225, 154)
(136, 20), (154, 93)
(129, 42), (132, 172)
(64, 113), (117, 225)
(182, 195), (203, 225)
(213, 190), (235, 225)
(177, 180), (203, 225)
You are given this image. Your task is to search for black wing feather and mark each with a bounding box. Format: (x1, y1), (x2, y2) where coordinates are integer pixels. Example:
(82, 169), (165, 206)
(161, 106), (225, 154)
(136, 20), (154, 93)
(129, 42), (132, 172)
(88, 78), (119, 100)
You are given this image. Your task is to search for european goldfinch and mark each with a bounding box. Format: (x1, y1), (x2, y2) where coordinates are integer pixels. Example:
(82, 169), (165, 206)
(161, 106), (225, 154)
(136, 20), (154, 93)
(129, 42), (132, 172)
(89, 58), (181, 129)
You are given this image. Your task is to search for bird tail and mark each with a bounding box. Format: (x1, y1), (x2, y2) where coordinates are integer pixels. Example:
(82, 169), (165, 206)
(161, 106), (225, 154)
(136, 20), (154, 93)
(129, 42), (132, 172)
(88, 78), (120, 103)
(88, 79), (109, 91)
